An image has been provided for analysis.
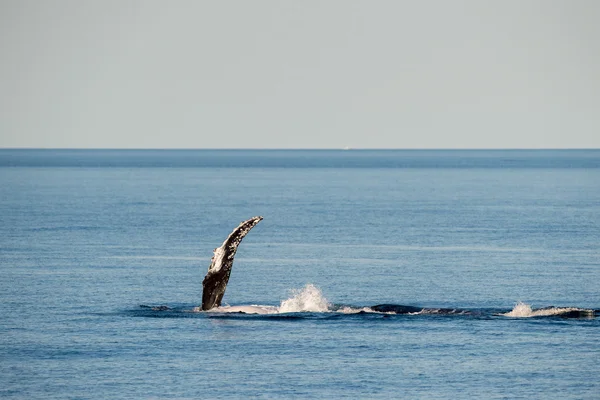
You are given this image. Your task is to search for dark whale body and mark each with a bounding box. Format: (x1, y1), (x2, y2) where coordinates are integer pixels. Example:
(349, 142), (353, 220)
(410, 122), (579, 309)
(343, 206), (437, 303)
(370, 304), (423, 314)
(370, 304), (466, 315)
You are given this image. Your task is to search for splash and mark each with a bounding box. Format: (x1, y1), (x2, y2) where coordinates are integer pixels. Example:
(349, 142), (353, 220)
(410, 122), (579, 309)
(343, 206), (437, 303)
(278, 284), (330, 313)
(503, 301), (534, 317)
(202, 284), (331, 314)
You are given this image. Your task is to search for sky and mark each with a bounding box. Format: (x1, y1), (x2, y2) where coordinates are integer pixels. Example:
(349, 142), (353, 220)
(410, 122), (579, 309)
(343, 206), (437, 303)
(1, 1), (599, 149)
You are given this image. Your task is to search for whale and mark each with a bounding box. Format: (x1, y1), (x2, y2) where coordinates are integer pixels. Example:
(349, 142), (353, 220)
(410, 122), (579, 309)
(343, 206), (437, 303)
(177, 216), (596, 318)
(201, 216), (263, 311)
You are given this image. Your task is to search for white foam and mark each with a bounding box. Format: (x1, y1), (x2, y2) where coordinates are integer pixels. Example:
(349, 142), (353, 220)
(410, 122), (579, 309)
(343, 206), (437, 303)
(278, 284), (330, 313)
(502, 301), (585, 318)
(198, 284), (331, 314)
(502, 301), (533, 317)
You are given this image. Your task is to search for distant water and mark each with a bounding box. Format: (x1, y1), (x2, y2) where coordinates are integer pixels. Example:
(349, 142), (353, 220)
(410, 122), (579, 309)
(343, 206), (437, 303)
(2, 148), (600, 168)
(1, 149), (599, 399)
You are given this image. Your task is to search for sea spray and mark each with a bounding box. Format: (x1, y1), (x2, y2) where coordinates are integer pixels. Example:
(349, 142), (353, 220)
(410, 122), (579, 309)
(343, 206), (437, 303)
(503, 301), (533, 317)
(279, 284), (330, 313)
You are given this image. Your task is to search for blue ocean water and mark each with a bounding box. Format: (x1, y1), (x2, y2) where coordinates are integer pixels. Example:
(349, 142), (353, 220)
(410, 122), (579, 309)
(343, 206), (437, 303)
(1, 149), (599, 399)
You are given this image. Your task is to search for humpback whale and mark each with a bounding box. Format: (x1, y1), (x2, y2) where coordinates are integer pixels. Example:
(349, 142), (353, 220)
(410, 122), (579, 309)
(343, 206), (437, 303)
(201, 216), (263, 311)
(191, 216), (597, 318)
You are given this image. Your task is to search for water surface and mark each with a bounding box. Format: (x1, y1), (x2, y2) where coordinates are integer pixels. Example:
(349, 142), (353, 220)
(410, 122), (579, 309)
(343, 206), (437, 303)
(1, 149), (599, 398)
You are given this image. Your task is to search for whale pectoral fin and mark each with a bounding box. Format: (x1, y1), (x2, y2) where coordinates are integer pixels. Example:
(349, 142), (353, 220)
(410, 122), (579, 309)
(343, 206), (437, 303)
(201, 216), (263, 311)
(201, 269), (229, 310)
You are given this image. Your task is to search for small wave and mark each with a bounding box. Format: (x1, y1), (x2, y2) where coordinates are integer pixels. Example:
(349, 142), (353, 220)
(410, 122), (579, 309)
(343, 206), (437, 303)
(104, 255), (202, 260)
(29, 225), (104, 232)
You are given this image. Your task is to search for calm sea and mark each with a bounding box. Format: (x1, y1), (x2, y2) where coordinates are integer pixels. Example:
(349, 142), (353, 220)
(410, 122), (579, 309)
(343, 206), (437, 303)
(1, 149), (599, 399)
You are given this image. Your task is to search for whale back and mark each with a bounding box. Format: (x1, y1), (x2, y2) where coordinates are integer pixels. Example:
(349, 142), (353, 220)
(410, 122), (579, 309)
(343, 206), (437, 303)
(201, 216), (263, 310)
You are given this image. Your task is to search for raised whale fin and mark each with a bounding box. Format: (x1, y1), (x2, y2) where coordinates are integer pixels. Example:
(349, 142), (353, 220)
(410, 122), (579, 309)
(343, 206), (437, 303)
(201, 216), (263, 310)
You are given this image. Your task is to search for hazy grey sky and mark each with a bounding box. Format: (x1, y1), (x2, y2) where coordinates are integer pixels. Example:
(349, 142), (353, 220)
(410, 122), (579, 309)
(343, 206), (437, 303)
(1, 1), (599, 148)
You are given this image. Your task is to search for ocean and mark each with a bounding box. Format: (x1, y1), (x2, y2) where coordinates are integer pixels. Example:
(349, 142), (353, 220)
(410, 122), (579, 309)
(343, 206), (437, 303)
(1, 149), (599, 399)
